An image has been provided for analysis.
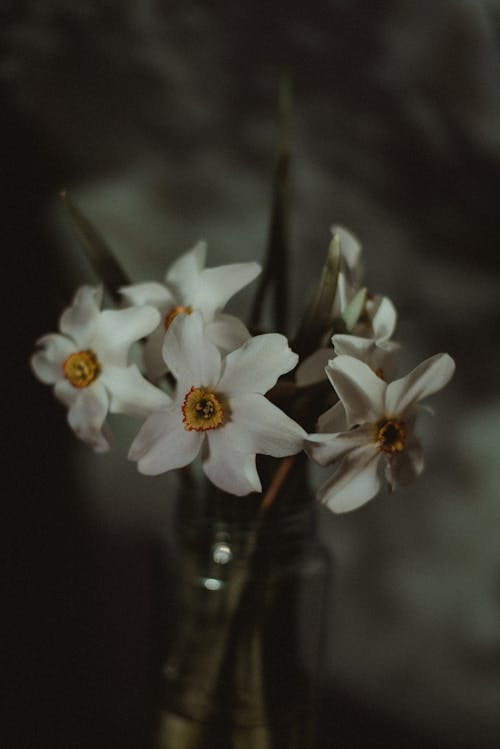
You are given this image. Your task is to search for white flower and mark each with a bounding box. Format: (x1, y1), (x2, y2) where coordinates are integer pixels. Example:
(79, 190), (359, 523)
(120, 241), (261, 380)
(305, 352), (455, 513)
(129, 311), (306, 496)
(296, 227), (397, 388)
(31, 286), (170, 452)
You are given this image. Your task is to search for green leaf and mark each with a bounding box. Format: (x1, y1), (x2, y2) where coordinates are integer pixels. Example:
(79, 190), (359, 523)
(292, 233), (341, 360)
(250, 74), (291, 333)
(342, 286), (367, 332)
(60, 190), (131, 302)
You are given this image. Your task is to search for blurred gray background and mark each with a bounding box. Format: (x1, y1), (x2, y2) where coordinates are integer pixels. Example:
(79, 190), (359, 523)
(3, 1), (500, 747)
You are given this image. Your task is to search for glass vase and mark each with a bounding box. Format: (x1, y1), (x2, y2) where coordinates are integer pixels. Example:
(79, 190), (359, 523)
(156, 462), (331, 749)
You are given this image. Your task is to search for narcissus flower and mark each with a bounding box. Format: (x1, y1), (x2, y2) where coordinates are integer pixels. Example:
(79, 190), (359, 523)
(129, 311), (306, 495)
(120, 241), (261, 380)
(306, 352), (455, 513)
(296, 227), (397, 388)
(31, 286), (169, 452)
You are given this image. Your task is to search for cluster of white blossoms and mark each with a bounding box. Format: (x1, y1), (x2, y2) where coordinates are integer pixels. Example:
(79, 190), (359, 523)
(31, 231), (455, 511)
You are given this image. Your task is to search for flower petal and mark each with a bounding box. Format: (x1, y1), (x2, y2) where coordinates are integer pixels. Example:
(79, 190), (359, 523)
(129, 405), (202, 474)
(162, 311), (221, 390)
(317, 444), (381, 513)
(332, 334), (399, 381)
(385, 353), (455, 417)
(385, 439), (424, 489)
(92, 305), (161, 368)
(119, 281), (173, 309)
(227, 394), (306, 456)
(217, 333), (298, 395)
(203, 428), (262, 495)
(54, 378), (79, 407)
(295, 348), (331, 387)
(67, 381), (110, 452)
(59, 285), (102, 347)
(331, 224), (363, 284)
(368, 295), (397, 341)
(165, 240), (207, 298)
(31, 334), (74, 384)
(205, 313), (251, 354)
(327, 355), (386, 427)
(101, 364), (171, 416)
(194, 262), (261, 320)
(317, 401), (347, 433)
(305, 424), (373, 466)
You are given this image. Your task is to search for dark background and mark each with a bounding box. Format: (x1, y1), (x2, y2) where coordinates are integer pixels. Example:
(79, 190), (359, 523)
(3, 2), (500, 747)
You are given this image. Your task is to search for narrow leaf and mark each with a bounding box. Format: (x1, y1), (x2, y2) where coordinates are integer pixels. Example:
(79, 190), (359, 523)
(250, 74), (291, 332)
(60, 190), (131, 302)
(292, 233), (341, 360)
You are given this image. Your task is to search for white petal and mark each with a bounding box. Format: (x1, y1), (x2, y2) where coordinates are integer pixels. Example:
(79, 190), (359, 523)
(129, 406), (202, 474)
(119, 281), (172, 309)
(227, 394), (306, 457)
(332, 334), (399, 381)
(327, 355), (386, 427)
(193, 262), (261, 319)
(295, 348), (331, 387)
(165, 241), (207, 299)
(305, 425), (372, 466)
(59, 285), (102, 347)
(54, 378), (79, 407)
(203, 428), (262, 495)
(205, 313), (251, 354)
(317, 401), (347, 433)
(101, 364), (171, 416)
(162, 311), (221, 390)
(369, 295), (397, 341)
(385, 439), (424, 489)
(217, 333), (298, 395)
(385, 353), (455, 417)
(317, 444), (381, 513)
(67, 381), (111, 452)
(31, 334), (74, 384)
(331, 224), (363, 284)
(92, 305), (161, 368)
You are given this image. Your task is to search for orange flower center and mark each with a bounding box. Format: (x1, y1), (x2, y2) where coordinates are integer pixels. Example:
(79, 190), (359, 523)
(164, 305), (192, 331)
(375, 418), (406, 454)
(182, 387), (224, 432)
(63, 350), (100, 388)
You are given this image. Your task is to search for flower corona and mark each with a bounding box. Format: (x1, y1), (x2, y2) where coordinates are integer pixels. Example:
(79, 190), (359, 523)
(63, 350), (101, 388)
(182, 386), (225, 431)
(375, 417), (406, 454)
(164, 305), (192, 331)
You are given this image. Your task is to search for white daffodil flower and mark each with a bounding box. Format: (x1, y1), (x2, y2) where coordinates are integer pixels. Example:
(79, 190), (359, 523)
(31, 286), (170, 452)
(296, 227), (397, 388)
(129, 311), (306, 496)
(305, 352), (455, 513)
(120, 241), (261, 381)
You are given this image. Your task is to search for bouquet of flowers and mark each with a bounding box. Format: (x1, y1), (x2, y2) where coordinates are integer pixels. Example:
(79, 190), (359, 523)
(29, 179), (456, 746)
(30, 204), (454, 515)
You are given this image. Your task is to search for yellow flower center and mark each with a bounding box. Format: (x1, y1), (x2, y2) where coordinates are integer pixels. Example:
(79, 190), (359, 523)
(182, 387), (225, 432)
(164, 305), (193, 331)
(375, 418), (406, 454)
(63, 350), (100, 388)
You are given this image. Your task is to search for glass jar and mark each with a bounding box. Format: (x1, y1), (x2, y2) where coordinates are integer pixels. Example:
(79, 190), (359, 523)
(156, 466), (332, 749)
